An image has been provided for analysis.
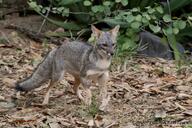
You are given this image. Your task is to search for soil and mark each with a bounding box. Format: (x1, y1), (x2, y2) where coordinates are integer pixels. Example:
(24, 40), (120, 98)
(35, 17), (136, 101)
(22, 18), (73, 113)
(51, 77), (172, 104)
(0, 14), (192, 128)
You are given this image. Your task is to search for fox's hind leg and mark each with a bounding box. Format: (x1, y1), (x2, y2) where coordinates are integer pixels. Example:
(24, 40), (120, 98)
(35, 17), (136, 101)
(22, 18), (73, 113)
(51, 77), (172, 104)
(42, 51), (65, 105)
(73, 76), (80, 94)
(42, 80), (57, 105)
(42, 70), (65, 105)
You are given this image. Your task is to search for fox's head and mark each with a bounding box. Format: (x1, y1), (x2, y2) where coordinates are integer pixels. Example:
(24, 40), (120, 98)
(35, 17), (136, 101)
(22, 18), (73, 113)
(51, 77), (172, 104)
(91, 25), (120, 58)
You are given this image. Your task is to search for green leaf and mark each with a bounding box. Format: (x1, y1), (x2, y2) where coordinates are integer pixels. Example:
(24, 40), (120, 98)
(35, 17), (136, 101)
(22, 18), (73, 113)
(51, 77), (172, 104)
(188, 16), (192, 21)
(165, 27), (173, 35)
(121, 39), (132, 50)
(162, 28), (167, 36)
(173, 20), (186, 30)
(84, 0), (92, 6)
(57, 7), (65, 12)
(148, 8), (155, 14)
(163, 14), (172, 22)
(173, 28), (179, 34)
(141, 17), (149, 24)
(142, 13), (151, 20)
(28, 1), (37, 8)
(156, 6), (163, 14)
(178, 21), (186, 30)
(41, 8), (47, 14)
(103, 1), (111, 6)
(103, 18), (127, 27)
(28, 1), (42, 12)
(91, 5), (105, 13)
(135, 14), (142, 22)
(121, 0), (128, 6)
(115, 0), (121, 3)
(173, 20), (179, 28)
(58, 0), (82, 6)
(151, 15), (157, 20)
(149, 24), (161, 33)
(126, 15), (134, 23)
(132, 8), (139, 12)
(62, 8), (69, 17)
(130, 22), (141, 29)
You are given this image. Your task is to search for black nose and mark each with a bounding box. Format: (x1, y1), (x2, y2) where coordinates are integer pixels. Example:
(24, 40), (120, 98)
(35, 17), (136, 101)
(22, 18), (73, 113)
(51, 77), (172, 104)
(108, 52), (114, 56)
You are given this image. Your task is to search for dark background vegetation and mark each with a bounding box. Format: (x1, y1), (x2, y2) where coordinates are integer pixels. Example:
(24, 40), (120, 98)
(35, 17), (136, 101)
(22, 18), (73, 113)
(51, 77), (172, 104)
(1, 0), (192, 62)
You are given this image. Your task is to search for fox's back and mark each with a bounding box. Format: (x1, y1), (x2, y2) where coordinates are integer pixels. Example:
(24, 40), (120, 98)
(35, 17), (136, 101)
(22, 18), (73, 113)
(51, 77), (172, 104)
(58, 41), (93, 75)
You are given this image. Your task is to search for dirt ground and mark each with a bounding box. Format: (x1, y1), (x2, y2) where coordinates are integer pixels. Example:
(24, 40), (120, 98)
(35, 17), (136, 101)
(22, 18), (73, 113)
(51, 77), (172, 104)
(0, 15), (192, 128)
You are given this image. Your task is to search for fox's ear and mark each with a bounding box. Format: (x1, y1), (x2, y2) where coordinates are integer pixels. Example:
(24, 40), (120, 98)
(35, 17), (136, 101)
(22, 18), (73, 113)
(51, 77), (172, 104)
(110, 25), (120, 38)
(91, 25), (101, 38)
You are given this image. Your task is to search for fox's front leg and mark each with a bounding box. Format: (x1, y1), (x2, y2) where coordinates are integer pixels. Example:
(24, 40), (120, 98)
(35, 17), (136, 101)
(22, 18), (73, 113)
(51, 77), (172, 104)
(78, 77), (92, 105)
(98, 71), (110, 111)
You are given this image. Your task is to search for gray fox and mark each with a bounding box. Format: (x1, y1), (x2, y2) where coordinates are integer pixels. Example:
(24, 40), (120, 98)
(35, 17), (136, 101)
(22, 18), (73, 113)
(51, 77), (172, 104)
(15, 25), (120, 110)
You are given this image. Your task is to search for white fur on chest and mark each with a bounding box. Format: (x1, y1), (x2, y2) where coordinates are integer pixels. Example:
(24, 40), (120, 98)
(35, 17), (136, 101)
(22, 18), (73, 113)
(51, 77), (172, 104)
(95, 59), (111, 69)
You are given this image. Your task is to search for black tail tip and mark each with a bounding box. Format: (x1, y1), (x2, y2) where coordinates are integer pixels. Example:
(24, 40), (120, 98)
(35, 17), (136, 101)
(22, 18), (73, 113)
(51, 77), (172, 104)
(15, 83), (25, 91)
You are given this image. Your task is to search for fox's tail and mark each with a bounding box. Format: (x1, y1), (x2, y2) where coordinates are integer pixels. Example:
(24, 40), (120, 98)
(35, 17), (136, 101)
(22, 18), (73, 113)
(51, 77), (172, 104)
(15, 49), (57, 91)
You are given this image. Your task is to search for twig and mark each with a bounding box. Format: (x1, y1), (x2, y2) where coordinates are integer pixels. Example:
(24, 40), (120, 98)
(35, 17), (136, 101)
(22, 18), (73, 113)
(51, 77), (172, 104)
(105, 122), (117, 128)
(38, 5), (51, 34)
(175, 102), (187, 111)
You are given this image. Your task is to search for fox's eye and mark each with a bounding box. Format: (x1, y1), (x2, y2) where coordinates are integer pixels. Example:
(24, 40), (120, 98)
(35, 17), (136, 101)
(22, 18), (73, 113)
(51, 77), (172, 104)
(102, 44), (108, 47)
(112, 43), (116, 47)
(112, 44), (117, 48)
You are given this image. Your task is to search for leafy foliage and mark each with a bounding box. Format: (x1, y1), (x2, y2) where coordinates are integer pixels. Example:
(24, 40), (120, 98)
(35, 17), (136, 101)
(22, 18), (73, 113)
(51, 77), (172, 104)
(28, 0), (192, 61)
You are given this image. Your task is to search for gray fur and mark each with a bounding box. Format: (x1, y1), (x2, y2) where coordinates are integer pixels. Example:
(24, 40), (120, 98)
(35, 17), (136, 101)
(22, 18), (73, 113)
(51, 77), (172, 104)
(15, 25), (120, 92)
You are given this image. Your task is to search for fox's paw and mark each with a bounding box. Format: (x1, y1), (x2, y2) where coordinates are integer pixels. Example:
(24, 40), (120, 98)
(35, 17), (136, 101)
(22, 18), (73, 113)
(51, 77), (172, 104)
(99, 95), (110, 112)
(77, 89), (92, 106)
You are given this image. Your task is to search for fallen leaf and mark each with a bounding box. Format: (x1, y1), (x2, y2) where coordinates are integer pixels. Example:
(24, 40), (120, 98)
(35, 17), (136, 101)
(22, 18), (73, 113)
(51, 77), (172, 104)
(0, 101), (15, 109)
(186, 99), (192, 104)
(75, 120), (87, 126)
(175, 102), (187, 110)
(9, 115), (39, 124)
(105, 122), (117, 128)
(55, 117), (72, 127)
(160, 76), (176, 82)
(176, 93), (191, 100)
(88, 119), (94, 127)
(122, 122), (136, 128)
(143, 83), (156, 89)
(176, 85), (191, 92)
(186, 75), (192, 82)
(2, 78), (16, 88)
(0, 95), (5, 101)
(155, 109), (167, 119)
(183, 110), (192, 116)
(49, 122), (61, 128)
(140, 64), (153, 71)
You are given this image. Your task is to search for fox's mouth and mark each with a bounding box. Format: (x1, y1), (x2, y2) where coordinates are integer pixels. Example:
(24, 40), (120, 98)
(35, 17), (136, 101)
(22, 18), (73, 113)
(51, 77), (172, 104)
(98, 49), (114, 57)
(104, 49), (114, 56)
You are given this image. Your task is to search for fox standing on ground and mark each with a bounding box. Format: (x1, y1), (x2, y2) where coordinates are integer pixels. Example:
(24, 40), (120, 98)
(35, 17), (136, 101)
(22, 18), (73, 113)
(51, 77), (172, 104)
(15, 25), (120, 110)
